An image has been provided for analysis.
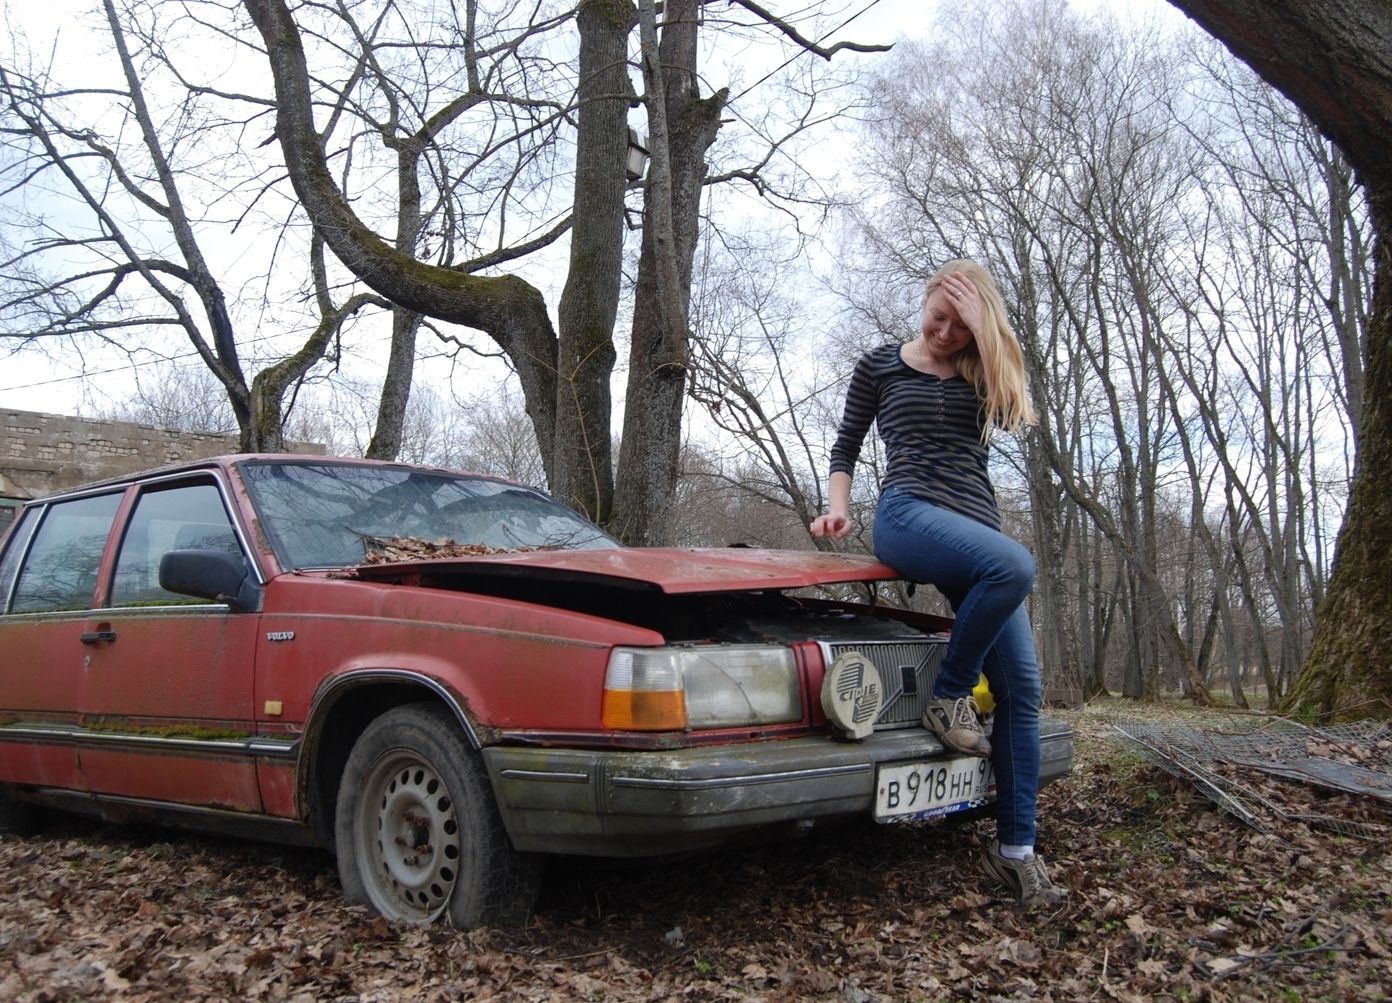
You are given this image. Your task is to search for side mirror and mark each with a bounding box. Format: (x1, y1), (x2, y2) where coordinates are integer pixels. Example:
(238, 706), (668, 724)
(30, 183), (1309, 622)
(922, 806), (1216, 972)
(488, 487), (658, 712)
(159, 550), (264, 613)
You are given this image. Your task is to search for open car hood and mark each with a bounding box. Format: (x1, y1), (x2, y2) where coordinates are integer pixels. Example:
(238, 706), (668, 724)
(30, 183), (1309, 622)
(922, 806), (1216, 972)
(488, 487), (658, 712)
(351, 547), (901, 594)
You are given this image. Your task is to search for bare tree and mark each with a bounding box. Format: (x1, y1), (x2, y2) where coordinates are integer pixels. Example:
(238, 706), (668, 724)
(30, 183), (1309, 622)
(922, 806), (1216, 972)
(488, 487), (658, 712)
(685, 234), (837, 547)
(550, 0), (634, 522)
(612, 0), (887, 545)
(240, 0), (888, 541)
(846, 2), (1214, 700)
(0, 1), (387, 450)
(94, 364), (237, 434)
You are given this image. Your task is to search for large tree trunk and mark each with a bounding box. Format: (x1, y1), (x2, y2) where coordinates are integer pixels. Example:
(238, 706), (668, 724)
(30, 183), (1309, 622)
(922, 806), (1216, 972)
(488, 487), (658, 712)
(367, 144), (427, 461)
(1285, 187), (1392, 714)
(1165, 0), (1392, 716)
(366, 308), (422, 461)
(551, 0), (635, 521)
(243, 0), (559, 485)
(611, 0), (726, 544)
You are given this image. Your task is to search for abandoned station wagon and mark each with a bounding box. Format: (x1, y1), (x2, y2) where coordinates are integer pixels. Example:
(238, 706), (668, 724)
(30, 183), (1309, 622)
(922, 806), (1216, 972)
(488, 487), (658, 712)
(0, 458), (1073, 925)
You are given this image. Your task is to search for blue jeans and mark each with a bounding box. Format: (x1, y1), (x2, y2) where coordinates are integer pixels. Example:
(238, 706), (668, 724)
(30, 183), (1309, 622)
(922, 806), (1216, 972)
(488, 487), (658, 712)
(873, 487), (1043, 846)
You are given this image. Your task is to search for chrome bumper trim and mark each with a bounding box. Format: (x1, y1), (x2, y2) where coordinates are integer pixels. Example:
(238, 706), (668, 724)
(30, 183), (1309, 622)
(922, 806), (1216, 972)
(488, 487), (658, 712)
(500, 769), (590, 783)
(610, 763), (872, 790)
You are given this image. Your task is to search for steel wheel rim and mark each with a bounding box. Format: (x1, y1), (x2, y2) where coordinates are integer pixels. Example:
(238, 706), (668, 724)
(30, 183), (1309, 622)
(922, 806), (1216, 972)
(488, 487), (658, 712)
(354, 749), (462, 923)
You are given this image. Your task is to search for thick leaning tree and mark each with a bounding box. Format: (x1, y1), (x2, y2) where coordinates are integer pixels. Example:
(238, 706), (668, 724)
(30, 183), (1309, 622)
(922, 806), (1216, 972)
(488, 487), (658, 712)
(1165, 0), (1391, 715)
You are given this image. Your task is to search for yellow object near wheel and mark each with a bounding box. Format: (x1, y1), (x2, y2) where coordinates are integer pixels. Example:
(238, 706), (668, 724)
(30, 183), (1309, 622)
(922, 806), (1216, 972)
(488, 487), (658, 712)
(973, 673), (995, 713)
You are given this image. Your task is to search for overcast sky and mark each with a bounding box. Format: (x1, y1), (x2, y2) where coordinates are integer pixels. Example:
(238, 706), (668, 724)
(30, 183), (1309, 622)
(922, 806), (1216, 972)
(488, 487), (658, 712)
(0, 0), (1188, 419)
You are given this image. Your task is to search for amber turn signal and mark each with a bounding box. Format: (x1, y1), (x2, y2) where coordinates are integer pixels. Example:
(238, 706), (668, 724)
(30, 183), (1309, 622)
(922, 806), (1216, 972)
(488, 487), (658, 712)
(601, 688), (687, 730)
(602, 648), (687, 731)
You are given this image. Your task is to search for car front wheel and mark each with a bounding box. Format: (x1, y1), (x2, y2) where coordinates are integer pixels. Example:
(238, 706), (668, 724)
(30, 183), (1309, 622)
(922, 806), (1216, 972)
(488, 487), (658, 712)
(335, 702), (541, 926)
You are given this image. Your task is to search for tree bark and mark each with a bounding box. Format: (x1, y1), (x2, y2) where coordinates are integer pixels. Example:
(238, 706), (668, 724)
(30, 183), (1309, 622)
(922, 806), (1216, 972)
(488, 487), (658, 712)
(242, 0), (559, 484)
(1284, 187), (1392, 715)
(366, 307), (423, 460)
(367, 142), (427, 462)
(1168, 1), (1392, 180)
(1165, 0), (1392, 716)
(611, 0), (727, 544)
(551, 0), (635, 522)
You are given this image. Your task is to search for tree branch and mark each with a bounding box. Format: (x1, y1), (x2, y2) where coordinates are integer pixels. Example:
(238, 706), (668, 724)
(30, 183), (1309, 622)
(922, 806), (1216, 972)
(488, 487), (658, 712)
(455, 215), (573, 273)
(242, 0), (560, 481)
(725, 0), (892, 59)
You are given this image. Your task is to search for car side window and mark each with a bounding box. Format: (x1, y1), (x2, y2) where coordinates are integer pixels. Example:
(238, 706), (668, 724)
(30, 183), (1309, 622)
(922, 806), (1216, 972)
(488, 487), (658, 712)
(110, 482), (244, 607)
(0, 507), (39, 613)
(9, 493), (124, 614)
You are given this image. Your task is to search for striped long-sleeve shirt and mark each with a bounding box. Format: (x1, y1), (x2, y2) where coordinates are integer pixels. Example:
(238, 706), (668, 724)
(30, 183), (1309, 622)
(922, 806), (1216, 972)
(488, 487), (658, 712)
(829, 343), (1000, 530)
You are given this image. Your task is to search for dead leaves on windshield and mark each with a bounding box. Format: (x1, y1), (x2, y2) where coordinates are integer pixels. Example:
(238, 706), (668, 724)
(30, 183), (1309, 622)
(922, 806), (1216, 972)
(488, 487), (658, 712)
(3, 711), (1392, 1002)
(361, 536), (524, 564)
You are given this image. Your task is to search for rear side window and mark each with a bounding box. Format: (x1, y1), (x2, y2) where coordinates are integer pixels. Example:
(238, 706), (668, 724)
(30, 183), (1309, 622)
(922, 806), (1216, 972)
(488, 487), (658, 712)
(111, 482), (243, 607)
(9, 493), (123, 613)
(0, 507), (39, 612)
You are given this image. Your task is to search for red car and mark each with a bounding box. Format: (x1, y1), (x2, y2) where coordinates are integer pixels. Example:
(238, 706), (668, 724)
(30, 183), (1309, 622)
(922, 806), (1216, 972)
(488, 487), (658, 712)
(0, 457), (1073, 925)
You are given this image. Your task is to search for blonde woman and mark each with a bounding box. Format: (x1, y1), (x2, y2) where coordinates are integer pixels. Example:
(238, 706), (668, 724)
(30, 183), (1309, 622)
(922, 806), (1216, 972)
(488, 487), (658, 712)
(810, 260), (1065, 907)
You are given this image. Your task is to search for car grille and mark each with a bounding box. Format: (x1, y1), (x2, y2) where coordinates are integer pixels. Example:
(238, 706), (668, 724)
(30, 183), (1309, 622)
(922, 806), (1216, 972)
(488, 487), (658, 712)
(818, 639), (949, 730)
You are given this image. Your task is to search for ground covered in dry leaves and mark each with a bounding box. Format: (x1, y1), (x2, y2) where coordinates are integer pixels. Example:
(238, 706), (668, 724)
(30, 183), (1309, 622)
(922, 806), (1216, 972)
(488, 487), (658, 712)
(4, 700), (1392, 1003)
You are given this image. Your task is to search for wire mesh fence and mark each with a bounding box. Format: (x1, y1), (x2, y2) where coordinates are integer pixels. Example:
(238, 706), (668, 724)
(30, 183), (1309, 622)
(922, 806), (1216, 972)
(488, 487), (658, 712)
(1109, 716), (1392, 841)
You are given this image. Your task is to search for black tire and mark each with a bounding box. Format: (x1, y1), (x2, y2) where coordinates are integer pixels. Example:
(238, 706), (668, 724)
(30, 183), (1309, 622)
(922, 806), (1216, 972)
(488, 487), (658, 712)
(0, 793), (41, 836)
(334, 702), (542, 927)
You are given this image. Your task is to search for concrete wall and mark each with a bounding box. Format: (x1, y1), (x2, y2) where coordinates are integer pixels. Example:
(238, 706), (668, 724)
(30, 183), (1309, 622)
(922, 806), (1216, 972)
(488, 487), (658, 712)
(0, 409), (325, 509)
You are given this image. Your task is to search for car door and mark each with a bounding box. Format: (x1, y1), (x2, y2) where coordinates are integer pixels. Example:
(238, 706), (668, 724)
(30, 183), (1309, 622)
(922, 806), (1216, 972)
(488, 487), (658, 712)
(77, 476), (264, 812)
(0, 490), (126, 792)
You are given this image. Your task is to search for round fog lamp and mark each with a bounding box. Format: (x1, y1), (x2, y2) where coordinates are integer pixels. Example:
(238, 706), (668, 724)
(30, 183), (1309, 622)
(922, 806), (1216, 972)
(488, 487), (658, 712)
(821, 650), (882, 740)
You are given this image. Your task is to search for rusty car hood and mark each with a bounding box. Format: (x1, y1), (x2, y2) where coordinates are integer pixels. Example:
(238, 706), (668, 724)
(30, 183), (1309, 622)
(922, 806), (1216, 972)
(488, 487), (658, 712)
(352, 547), (900, 594)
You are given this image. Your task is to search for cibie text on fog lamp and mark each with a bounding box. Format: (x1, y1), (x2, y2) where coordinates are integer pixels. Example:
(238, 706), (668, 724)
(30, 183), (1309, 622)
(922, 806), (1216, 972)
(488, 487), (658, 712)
(602, 644), (802, 731)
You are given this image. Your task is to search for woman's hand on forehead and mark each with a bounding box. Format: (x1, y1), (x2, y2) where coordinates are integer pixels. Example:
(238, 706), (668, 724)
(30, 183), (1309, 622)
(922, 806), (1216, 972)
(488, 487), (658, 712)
(941, 271), (983, 332)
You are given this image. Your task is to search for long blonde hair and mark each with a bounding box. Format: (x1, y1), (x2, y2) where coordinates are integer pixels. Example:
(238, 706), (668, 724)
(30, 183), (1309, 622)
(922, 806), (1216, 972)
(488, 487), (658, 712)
(923, 259), (1038, 435)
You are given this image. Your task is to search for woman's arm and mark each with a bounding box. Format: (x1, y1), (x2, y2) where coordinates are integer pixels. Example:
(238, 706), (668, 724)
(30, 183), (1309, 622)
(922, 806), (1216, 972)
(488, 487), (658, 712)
(812, 352), (878, 540)
(810, 471), (852, 539)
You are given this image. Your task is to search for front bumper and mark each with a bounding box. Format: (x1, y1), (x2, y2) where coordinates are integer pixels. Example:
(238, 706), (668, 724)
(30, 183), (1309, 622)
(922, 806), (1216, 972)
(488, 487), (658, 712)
(482, 717), (1074, 856)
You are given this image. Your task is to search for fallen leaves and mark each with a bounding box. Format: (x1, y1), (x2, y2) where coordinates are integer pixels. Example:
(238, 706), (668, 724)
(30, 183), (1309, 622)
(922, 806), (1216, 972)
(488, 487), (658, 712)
(360, 537), (527, 564)
(2, 701), (1392, 1002)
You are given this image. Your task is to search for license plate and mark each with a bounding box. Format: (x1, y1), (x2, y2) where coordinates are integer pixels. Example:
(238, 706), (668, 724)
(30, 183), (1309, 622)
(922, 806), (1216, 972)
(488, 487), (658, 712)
(874, 756), (996, 823)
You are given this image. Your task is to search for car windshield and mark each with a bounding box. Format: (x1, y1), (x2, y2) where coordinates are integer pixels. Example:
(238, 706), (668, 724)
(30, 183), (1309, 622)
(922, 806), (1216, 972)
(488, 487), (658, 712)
(240, 462), (619, 570)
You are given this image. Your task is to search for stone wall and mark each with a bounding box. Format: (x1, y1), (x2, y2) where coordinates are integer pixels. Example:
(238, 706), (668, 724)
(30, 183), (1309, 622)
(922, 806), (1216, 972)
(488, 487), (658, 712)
(0, 409), (325, 509)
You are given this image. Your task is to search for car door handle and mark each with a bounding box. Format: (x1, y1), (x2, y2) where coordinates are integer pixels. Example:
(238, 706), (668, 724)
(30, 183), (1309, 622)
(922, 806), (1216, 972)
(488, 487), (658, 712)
(80, 630), (117, 644)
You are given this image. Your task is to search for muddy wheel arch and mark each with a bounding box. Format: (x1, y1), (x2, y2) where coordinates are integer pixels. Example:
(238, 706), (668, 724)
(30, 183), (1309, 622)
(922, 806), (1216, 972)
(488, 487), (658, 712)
(301, 671), (489, 851)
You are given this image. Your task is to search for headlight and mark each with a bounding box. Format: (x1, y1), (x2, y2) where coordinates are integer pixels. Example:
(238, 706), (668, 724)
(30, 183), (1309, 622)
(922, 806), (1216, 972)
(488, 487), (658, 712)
(603, 644), (802, 731)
